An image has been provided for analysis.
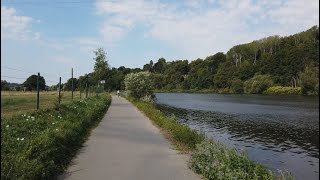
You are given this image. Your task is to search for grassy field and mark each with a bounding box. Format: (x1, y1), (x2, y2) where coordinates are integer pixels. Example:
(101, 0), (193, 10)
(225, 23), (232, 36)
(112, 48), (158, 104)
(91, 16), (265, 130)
(1, 91), (95, 119)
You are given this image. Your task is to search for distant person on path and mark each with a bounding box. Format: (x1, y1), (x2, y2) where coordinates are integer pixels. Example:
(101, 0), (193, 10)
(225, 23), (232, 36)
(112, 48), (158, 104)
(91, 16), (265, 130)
(117, 90), (120, 97)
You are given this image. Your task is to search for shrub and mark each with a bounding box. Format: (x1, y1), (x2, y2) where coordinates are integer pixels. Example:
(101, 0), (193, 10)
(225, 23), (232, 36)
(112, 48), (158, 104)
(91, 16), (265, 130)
(263, 86), (302, 95)
(229, 78), (244, 93)
(124, 72), (155, 99)
(244, 74), (274, 94)
(298, 64), (319, 95)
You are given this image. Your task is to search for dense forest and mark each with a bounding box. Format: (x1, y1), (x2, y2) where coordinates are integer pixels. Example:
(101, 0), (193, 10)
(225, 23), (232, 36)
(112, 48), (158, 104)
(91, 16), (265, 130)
(61, 26), (319, 95)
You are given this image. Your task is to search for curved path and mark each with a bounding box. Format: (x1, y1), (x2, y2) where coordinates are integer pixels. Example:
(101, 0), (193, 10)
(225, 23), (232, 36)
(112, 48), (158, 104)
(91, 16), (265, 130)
(58, 95), (200, 180)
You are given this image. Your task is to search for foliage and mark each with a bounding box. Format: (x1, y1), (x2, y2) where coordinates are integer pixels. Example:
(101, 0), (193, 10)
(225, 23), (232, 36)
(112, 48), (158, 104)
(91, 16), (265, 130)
(1, 80), (9, 91)
(190, 140), (294, 180)
(263, 86), (302, 95)
(64, 78), (78, 91)
(124, 72), (155, 99)
(244, 74), (274, 94)
(229, 78), (244, 93)
(298, 64), (319, 95)
(92, 48), (109, 85)
(1, 94), (111, 180)
(23, 74), (46, 91)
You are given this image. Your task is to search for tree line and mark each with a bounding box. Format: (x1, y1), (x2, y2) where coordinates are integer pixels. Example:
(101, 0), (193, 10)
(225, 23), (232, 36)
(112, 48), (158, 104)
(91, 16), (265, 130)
(65, 25), (320, 95)
(3, 26), (318, 95)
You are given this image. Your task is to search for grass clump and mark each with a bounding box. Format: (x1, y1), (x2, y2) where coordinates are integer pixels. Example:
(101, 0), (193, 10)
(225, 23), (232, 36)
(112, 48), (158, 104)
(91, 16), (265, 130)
(1, 94), (111, 180)
(125, 95), (294, 180)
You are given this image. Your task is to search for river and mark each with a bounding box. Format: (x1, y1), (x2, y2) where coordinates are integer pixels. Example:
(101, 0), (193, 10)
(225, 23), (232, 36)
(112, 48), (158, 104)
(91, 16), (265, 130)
(154, 93), (319, 180)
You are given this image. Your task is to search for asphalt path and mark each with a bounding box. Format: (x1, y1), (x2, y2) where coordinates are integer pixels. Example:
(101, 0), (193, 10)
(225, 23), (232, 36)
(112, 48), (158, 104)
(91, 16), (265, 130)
(58, 95), (200, 180)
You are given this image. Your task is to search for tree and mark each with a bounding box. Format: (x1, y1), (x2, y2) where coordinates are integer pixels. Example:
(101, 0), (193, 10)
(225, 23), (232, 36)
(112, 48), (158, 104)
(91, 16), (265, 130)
(64, 78), (78, 91)
(93, 48), (109, 84)
(1, 80), (9, 91)
(298, 64), (319, 95)
(124, 72), (155, 99)
(23, 75), (46, 91)
(243, 74), (274, 94)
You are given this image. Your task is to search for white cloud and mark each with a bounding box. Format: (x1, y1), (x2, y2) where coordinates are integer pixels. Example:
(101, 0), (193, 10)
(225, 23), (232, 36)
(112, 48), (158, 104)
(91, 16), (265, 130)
(1, 6), (39, 41)
(96, 1), (318, 59)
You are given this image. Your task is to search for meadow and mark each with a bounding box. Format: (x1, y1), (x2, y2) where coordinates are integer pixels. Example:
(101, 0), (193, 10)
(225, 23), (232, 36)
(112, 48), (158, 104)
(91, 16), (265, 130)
(1, 91), (91, 119)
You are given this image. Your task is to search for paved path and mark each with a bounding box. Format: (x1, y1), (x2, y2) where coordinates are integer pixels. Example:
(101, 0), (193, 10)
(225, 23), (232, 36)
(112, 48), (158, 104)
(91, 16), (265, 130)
(58, 95), (200, 180)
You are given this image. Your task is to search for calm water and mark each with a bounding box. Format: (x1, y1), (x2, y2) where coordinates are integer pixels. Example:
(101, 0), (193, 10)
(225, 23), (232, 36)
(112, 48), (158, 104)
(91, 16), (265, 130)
(154, 93), (319, 180)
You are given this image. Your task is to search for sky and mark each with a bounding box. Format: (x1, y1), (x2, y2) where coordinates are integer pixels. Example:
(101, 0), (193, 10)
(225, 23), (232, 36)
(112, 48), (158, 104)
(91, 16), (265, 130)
(1, 0), (319, 85)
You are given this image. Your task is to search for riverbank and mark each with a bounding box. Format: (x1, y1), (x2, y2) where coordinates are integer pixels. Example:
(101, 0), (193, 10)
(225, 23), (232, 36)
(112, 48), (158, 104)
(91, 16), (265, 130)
(125, 95), (293, 180)
(153, 86), (318, 96)
(1, 94), (111, 179)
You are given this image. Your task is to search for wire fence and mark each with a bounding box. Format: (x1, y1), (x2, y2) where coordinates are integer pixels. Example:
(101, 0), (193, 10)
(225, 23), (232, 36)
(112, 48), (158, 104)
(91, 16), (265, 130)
(1, 66), (103, 119)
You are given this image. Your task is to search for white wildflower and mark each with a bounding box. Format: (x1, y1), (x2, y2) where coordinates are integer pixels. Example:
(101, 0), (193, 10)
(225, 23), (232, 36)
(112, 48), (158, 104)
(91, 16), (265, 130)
(52, 122), (55, 125)
(6, 125), (9, 128)
(17, 138), (20, 140)
(56, 129), (59, 131)
(21, 138), (24, 141)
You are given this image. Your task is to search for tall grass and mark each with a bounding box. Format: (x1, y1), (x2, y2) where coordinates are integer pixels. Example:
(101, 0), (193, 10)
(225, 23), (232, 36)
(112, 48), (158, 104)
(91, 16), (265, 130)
(125, 95), (294, 180)
(1, 94), (111, 180)
(1, 91), (89, 119)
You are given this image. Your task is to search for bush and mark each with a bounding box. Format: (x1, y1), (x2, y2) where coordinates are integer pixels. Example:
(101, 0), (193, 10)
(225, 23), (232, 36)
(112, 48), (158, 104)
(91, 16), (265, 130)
(298, 64), (319, 95)
(263, 86), (302, 95)
(1, 94), (111, 180)
(244, 74), (274, 94)
(229, 78), (244, 93)
(124, 72), (155, 99)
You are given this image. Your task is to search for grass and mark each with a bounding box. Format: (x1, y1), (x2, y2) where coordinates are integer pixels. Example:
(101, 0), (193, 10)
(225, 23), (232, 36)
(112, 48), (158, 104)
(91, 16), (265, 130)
(124, 95), (294, 180)
(1, 93), (111, 180)
(1, 91), (94, 119)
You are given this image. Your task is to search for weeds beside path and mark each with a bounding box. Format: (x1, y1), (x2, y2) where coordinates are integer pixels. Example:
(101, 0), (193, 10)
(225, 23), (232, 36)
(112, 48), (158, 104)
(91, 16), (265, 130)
(1, 94), (111, 180)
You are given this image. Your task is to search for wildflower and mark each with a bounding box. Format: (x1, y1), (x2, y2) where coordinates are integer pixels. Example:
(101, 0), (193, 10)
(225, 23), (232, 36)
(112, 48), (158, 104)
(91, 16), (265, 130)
(26, 119), (29, 121)
(17, 138), (20, 140)
(28, 116), (30, 118)
(52, 122), (55, 125)
(59, 117), (62, 119)
(6, 125), (9, 128)
(31, 117), (35, 119)
(56, 129), (59, 131)
(21, 138), (24, 141)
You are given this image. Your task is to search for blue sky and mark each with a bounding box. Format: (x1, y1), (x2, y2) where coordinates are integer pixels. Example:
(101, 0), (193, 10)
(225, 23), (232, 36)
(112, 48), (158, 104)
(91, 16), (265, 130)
(1, 0), (319, 85)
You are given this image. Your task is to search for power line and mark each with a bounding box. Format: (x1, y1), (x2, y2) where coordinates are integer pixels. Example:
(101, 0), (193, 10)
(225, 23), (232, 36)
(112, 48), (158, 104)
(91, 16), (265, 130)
(1, 66), (36, 74)
(1, 75), (26, 80)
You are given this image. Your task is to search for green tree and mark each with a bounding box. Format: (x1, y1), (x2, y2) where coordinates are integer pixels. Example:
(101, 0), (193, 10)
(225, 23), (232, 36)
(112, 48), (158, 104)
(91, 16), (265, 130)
(244, 74), (274, 94)
(23, 75), (46, 91)
(1, 80), (9, 91)
(64, 78), (78, 91)
(230, 78), (244, 93)
(93, 48), (109, 84)
(298, 64), (319, 95)
(124, 72), (155, 99)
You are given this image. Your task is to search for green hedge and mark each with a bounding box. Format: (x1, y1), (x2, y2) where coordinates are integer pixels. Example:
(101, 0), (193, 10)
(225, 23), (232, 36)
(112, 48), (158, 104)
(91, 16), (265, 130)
(1, 94), (111, 180)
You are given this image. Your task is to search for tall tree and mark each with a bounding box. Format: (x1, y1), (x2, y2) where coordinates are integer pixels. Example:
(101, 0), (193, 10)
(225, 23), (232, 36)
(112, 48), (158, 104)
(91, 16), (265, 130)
(93, 48), (109, 84)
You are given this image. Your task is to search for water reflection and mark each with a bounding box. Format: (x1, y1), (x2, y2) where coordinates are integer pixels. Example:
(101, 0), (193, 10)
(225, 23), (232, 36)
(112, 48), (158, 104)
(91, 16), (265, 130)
(154, 93), (319, 180)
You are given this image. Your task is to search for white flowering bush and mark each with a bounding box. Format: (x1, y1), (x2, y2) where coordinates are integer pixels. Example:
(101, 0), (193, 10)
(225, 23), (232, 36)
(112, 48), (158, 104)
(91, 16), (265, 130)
(124, 72), (155, 99)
